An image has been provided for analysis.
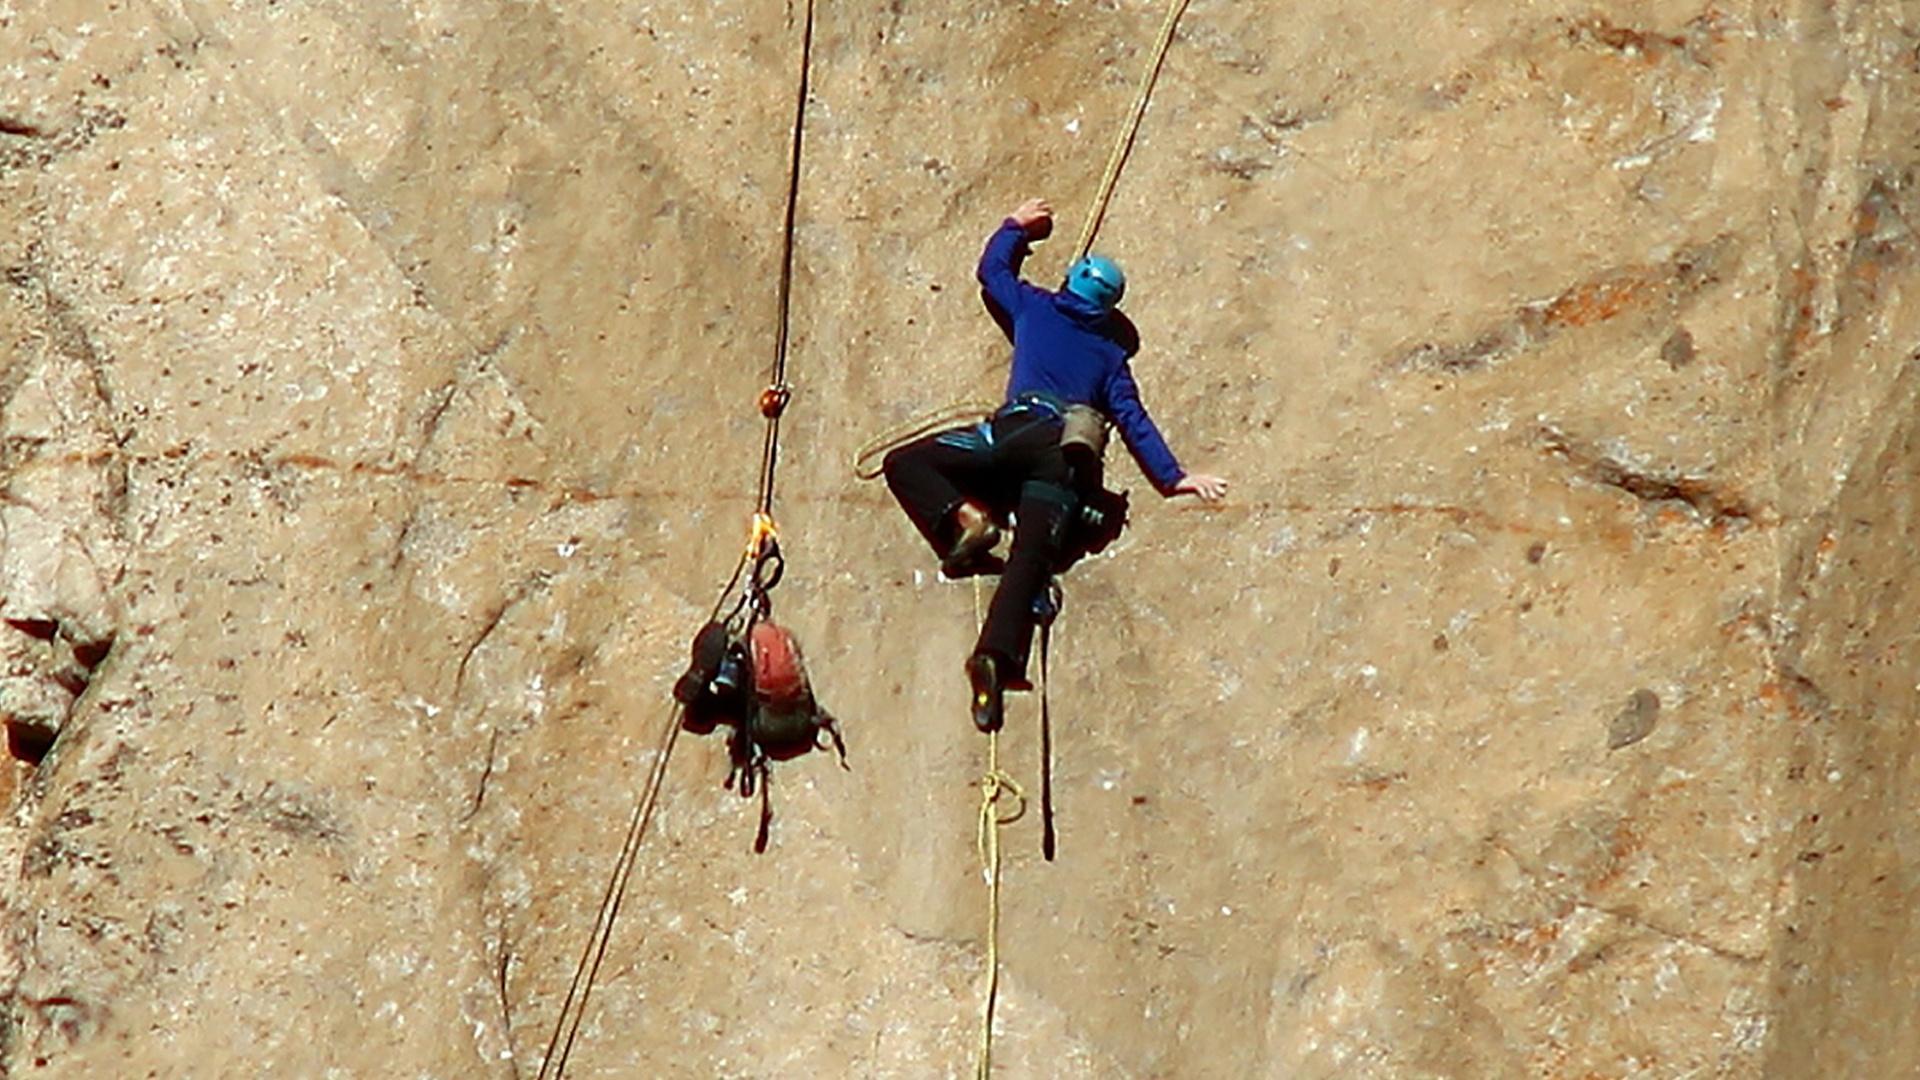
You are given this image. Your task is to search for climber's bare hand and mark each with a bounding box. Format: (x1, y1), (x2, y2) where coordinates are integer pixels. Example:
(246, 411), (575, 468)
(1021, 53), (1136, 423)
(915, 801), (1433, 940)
(1173, 473), (1229, 502)
(1011, 198), (1053, 239)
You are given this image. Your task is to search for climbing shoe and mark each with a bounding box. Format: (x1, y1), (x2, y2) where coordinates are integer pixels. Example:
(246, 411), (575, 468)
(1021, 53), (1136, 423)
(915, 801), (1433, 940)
(966, 652), (1005, 733)
(940, 501), (1001, 578)
(939, 551), (1005, 580)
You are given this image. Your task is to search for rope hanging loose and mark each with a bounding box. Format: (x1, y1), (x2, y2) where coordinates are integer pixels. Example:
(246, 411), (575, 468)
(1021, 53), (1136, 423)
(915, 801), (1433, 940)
(967, 576), (1032, 1078)
(537, 528), (786, 1079)
(975, 729), (1025, 1080)
(1037, 585), (1059, 862)
(1072, 0), (1192, 263)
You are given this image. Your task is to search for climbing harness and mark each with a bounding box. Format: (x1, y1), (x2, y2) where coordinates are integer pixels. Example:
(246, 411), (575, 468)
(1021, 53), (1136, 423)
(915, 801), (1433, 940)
(855, 405), (1129, 573)
(536, 0), (828, 1076)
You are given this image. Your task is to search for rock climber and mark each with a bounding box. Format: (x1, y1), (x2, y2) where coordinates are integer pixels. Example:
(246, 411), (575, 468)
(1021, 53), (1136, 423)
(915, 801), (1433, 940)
(882, 197), (1228, 732)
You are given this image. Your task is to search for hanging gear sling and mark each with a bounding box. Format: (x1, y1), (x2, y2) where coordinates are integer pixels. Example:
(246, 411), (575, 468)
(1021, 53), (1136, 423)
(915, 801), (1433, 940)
(675, 539), (847, 851)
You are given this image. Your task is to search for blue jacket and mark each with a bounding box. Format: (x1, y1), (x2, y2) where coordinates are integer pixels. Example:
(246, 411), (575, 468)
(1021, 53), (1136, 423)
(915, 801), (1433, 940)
(975, 220), (1185, 494)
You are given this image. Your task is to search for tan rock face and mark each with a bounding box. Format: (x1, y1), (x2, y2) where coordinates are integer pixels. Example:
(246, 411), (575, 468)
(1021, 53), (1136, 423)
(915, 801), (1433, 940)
(2, 0), (1917, 1076)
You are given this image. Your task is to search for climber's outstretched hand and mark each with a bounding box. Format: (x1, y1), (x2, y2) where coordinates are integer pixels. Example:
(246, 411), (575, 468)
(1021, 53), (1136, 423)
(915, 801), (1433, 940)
(1173, 472), (1229, 502)
(1010, 198), (1053, 240)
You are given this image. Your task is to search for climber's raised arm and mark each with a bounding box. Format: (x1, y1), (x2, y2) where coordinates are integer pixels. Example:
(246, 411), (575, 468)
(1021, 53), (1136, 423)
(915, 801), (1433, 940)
(976, 198), (1052, 321)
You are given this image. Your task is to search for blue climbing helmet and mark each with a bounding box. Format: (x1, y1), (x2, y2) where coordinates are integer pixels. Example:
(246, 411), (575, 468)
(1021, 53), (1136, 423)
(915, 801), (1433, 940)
(1063, 254), (1126, 312)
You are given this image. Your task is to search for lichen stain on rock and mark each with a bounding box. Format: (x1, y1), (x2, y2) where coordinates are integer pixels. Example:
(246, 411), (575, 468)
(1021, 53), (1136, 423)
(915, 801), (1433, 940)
(1393, 238), (1732, 375)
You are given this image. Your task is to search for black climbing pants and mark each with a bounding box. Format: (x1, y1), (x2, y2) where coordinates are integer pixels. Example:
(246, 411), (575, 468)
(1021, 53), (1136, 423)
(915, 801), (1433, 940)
(883, 406), (1073, 682)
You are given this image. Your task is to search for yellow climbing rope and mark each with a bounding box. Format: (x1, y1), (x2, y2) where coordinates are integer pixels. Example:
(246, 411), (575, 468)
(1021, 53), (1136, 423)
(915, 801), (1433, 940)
(1072, 0), (1193, 263)
(971, 576), (1026, 1079)
(851, 401), (997, 481)
(975, 727), (1025, 1078)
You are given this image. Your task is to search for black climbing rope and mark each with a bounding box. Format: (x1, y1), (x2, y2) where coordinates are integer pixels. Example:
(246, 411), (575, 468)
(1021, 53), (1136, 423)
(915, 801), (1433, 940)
(535, 0), (820, 1074)
(534, 700), (682, 1080)
(752, 0), (818, 521)
(1037, 579), (1062, 862)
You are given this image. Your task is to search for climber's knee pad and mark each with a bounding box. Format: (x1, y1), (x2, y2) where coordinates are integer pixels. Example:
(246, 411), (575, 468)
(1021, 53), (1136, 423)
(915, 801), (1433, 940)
(1020, 478), (1076, 510)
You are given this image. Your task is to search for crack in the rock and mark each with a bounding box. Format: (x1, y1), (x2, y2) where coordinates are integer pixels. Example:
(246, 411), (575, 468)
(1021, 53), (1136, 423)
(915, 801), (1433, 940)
(1537, 423), (1760, 528)
(417, 326), (520, 460)
(464, 728), (502, 824)
(496, 935), (521, 1080)
(1561, 16), (1692, 62)
(0, 443), (1818, 552)
(239, 781), (346, 844)
(13, 991), (101, 1049)
(1770, 663), (1834, 722)
(388, 505), (421, 571)
(37, 279), (115, 418)
(453, 576), (549, 698)
(393, 329), (531, 571)
(891, 923), (972, 951)
(1572, 901), (1764, 965)
(0, 106), (126, 180)
(0, 247), (60, 411)
(0, 447), (897, 515)
(1, 243), (135, 545)
(455, 603), (515, 699)
(1487, 839), (1764, 970)
(1838, 175), (1920, 322)
(0, 590), (119, 765)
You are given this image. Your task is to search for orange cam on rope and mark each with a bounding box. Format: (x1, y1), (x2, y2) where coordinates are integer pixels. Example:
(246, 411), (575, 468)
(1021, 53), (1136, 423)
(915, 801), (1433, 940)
(758, 384), (791, 418)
